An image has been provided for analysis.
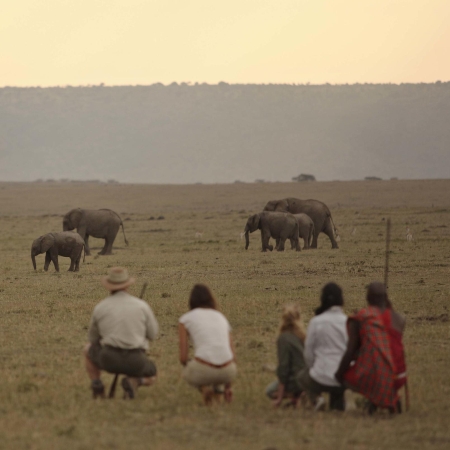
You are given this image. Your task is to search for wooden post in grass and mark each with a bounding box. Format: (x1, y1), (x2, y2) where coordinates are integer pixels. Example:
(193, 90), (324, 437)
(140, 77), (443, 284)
(384, 219), (410, 411)
(384, 218), (391, 289)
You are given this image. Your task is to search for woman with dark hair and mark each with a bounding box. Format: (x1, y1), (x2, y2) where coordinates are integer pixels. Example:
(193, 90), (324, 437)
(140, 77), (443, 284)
(178, 284), (236, 405)
(297, 282), (348, 410)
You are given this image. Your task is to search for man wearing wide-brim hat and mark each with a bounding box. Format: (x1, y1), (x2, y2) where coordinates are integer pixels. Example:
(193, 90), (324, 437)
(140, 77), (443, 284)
(83, 267), (159, 399)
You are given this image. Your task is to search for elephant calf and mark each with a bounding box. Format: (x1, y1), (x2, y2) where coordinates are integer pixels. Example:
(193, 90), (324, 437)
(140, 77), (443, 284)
(244, 211), (300, 252)
(291, 213), (315, 250)
(31, 232), (85, 272)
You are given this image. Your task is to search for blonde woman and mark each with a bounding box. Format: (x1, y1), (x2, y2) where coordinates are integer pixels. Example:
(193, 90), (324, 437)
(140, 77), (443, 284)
(179, 284), (237, 405)
(266, 304), (307, 408)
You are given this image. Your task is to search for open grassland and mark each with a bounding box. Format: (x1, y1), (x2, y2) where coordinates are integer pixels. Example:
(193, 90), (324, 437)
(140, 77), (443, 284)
(0, 180), (449, 450)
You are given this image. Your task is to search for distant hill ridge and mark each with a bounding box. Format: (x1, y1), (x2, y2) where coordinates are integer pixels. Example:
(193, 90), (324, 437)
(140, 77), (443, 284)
(1, 83), (449, 183)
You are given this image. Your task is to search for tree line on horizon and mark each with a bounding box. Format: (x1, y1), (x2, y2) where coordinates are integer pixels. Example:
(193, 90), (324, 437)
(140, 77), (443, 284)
(0, 83), (449, 183)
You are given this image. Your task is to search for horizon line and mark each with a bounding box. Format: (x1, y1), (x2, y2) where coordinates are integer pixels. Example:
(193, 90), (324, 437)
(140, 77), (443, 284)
(1, 80), (450, 89)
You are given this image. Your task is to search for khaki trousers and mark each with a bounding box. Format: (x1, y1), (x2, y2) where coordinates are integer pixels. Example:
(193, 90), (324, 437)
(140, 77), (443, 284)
(183, 360), (237, 388)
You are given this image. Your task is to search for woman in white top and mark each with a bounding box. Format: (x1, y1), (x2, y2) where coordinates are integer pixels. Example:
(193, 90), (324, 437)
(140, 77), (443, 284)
(297, 282), (348, 411)
(179, 284), (237, 405)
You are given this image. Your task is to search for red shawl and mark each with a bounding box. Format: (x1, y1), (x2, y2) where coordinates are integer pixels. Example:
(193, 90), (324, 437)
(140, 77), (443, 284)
(344, 306), (397, 408)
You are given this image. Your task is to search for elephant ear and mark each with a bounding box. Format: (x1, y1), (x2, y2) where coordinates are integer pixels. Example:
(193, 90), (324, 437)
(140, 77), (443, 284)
(68, 208), (83, 228)
(40, 234), (55, 253)
(277, 200), (289, 212)
(252, 214), (261, 230)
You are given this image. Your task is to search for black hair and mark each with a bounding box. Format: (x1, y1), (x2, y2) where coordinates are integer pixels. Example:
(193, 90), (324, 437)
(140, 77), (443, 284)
(189, 284), (218, 310)
(315, 282), (344, 316)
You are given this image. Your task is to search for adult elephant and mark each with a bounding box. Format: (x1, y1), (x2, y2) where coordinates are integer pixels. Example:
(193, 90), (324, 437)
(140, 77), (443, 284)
(62, 208), (129, 255)
(244, 211), (300, 252)
(31, 232), (85, 272)
(264, 198), (339, 249)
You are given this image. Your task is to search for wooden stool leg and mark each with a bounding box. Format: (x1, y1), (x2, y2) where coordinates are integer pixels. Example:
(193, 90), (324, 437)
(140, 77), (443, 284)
(109, 374), (119, 398)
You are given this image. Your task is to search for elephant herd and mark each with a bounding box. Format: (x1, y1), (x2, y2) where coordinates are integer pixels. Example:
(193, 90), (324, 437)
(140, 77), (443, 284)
(245, 198), (339, 252)
(31, 198), (338, 272)
(31, 208), (128, 272)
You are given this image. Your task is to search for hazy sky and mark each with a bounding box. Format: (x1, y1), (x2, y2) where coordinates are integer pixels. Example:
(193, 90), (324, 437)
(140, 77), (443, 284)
(1, 0), (449, 87)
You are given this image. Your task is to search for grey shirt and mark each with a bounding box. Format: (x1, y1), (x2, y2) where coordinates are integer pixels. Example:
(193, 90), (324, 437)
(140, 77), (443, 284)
(88, 290), (159, 350)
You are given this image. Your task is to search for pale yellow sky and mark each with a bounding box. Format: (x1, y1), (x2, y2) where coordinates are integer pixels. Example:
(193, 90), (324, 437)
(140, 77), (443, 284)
(1, 0), (449, 86)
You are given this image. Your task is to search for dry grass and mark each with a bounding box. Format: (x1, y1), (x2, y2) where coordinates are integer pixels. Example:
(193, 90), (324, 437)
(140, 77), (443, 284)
(0, 180), (449, 450)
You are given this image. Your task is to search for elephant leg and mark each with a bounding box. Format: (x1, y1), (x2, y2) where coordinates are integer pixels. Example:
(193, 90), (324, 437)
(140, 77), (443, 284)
(303, 234), (309, 250)
(83, 233), (91, 256)
(68, 252), (76, 271)
(44, 252), (51, 271)
(74, 248), (81, 271)
(261, 230), (272, 252)
(311, 226), (319, 249)
(105, 233), (117, 254)
(294, 238), (301, 252)
(100, 233), (116, 255)
(277, 237), (286, 251)
(324, 220), (339, 249)
(98, 238), (110, 255)
(98, 240), (107, 255)
(50, 250), (59, 272)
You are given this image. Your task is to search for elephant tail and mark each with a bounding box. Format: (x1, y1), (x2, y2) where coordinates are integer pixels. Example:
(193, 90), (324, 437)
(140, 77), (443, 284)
(82, 244), (86, 262)
(328, 212), (339, 239)
(309, 223), (315, 247)
(121, 223), (129, 247)
(102, 209), (129, 247)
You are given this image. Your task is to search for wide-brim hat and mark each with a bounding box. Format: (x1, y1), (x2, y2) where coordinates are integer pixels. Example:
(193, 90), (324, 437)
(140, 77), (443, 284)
(101, 267), (135, 291)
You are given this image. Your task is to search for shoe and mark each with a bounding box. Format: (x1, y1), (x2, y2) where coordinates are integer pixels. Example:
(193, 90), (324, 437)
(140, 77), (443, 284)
(367, 402), (377, 415)
(314, 396), (326, 411)
(121, 377), (135, 399)
(91, 379), (105, 399)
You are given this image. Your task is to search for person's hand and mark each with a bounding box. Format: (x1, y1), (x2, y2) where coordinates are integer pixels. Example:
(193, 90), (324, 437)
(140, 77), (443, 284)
(272, 397), (283, 408)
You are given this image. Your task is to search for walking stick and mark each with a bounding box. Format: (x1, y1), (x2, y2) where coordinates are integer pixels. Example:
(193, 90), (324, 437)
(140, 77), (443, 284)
(383, 219), (410, 412)
(108, 282), (148, 399)
(384, 218), (391, 289)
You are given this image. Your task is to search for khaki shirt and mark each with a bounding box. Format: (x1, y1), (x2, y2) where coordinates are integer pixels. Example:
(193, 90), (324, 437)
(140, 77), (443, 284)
(88, 290), (158, 350)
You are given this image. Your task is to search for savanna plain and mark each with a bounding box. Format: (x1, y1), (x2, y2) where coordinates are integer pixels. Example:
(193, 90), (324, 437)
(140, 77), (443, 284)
(0, 180), (449, 450)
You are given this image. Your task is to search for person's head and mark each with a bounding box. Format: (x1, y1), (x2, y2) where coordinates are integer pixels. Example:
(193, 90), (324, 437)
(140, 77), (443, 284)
(279, 304), (306, 343)
(101, 267), (135, 293)
(366, 282), (388, 308)
(315, 282), (344, 316)
(189, 284), (218, 310)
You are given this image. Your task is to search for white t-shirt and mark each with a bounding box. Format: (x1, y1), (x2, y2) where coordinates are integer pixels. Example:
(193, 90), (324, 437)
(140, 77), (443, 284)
(304, 306), (348, 386)
(179, 308), (233, 365)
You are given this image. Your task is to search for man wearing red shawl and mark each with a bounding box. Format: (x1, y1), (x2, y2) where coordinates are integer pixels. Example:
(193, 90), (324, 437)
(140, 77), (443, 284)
(335, 282), (406, 413)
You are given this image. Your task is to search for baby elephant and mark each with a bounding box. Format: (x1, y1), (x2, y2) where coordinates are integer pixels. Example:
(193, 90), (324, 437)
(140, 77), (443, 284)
(31, 232), (85, 272)
(291, 213), (315, 250)
(244, 211), (300, 252)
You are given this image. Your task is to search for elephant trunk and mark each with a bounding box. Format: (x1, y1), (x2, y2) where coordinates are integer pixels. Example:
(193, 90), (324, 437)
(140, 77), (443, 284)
(245, 228), (250, 250)
(31, 252), (37, 270)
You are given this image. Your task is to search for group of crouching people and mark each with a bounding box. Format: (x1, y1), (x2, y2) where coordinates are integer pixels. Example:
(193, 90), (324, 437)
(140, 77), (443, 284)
(266, 281), (407, 413)
(84, 267), (406, 413)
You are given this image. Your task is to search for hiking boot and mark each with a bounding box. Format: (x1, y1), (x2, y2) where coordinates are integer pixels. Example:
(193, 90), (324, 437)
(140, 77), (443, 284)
(121, 377), (136, 399)
(91, 379), (105, 399)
